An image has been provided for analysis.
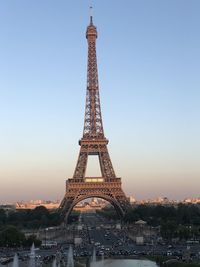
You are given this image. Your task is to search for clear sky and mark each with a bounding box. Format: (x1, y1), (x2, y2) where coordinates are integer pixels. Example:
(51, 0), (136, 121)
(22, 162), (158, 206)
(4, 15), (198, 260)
(0, 0), (200, 203)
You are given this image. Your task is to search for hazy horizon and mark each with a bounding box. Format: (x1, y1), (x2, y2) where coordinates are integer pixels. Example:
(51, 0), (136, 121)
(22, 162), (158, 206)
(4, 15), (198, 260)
(1, 194), (200, 205)
(0, 1), (200, 203)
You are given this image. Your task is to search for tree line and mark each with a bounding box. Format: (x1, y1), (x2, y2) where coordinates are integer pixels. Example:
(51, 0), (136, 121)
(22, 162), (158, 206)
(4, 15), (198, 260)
(0, 226), (41, 247)
(0, 206), (79, 247)
(0, 206), (61, 229)
(0, 206), (79, 229)
(124, 204), (200, 226)
(98, 204), (200, 240)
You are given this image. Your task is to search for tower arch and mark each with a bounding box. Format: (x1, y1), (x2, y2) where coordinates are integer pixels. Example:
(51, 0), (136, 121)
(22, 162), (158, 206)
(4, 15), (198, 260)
(64, 194), (124, 223)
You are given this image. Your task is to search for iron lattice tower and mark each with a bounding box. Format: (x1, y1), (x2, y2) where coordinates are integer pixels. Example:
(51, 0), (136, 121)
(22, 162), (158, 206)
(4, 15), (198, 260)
(59, 15), (130, 221)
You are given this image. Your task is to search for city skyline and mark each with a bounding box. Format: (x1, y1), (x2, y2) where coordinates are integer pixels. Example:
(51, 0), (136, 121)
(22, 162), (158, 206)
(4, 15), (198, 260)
(0, 1), (200, 202)
(2, 196), (200, 207)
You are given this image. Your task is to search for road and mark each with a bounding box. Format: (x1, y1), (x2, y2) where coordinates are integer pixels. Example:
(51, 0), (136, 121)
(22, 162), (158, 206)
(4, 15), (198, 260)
(72, 211), (200, 259)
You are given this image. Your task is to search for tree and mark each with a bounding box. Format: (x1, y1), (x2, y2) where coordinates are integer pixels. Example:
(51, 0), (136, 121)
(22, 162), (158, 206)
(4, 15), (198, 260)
(0, 209), (7, 226)
(0, 226), (25, 247)
(32, 206), (49, 220)
(160, 221), (177, 239)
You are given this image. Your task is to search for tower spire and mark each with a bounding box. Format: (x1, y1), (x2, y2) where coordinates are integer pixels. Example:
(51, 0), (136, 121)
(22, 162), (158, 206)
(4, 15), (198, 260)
(89, 5), (93, 25)
(84, 7), (102, 138)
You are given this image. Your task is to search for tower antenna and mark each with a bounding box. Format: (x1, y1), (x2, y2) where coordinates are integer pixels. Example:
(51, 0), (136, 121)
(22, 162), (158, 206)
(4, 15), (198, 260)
(89, 3), (93, 24)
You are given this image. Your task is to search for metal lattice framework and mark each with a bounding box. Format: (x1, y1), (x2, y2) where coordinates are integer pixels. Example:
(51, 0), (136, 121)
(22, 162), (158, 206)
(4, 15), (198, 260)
(59, 16), (130, 222)
(83, 19), (104, 137)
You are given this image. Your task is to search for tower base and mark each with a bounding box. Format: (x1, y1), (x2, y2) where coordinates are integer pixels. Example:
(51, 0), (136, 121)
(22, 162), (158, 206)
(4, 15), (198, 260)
(59, 178), (130, 222)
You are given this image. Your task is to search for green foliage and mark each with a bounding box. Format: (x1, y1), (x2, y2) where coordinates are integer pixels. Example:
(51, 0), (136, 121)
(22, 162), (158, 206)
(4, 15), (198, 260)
(0, 226), (25, 247)
(176, 204), (200, 225)
(0, 206), (62, 229)
(166, 262), (200, 267)
(0, 227), (41, 248)
(0, 206), (79, 248)
(0, 210), (7, 228)
(161, 221), (178, 239)
(124, 204), (200, 227)
(99, 204), (200, 240)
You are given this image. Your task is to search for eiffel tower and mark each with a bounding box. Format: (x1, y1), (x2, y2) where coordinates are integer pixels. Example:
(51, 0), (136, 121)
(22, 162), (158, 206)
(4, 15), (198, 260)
(59, 14), (130, 222)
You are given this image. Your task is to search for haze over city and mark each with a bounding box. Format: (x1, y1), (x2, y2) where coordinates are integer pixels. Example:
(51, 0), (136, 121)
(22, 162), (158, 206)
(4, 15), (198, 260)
(0, 0), (200, 203)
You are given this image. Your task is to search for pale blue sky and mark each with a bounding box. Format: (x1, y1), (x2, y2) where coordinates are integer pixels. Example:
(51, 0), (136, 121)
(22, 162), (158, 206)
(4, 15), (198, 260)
(0, 0), (200, 203)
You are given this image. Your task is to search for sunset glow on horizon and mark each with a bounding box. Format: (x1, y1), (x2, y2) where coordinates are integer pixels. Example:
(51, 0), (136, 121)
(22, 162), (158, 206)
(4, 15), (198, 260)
(0, 0), (200, 203)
